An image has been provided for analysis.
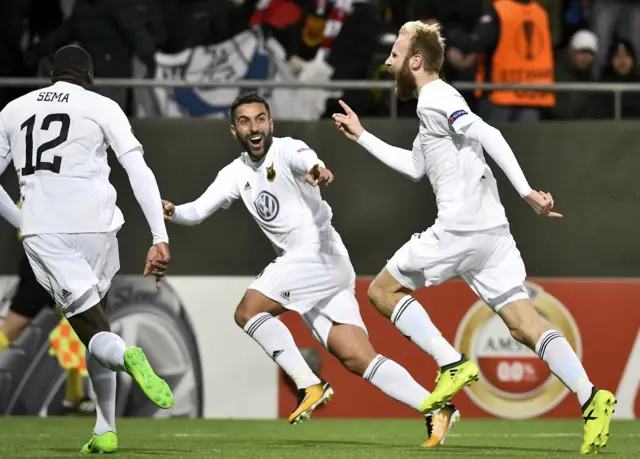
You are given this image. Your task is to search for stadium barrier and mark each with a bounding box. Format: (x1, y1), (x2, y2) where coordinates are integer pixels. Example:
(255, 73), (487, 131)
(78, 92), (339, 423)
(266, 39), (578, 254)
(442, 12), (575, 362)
(1, 78), (640, 119)
(3, 118), (638, 278)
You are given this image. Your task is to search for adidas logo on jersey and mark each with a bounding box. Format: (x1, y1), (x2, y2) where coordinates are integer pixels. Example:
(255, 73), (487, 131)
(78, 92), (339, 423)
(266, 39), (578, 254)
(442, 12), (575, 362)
(272, 349), (284, 359)
(61, 289), (72, 299)
(244, 182), (251, 190)
(280, 291), (290, 300)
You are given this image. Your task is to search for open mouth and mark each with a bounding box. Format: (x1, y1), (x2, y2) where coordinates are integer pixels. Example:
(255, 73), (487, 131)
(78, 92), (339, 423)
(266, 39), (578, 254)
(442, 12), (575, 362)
(248, 134), (264, 149)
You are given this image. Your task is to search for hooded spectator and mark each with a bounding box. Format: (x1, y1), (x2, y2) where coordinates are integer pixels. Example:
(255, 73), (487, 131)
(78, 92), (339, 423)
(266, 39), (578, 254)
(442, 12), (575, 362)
(600, 38), (640, 119)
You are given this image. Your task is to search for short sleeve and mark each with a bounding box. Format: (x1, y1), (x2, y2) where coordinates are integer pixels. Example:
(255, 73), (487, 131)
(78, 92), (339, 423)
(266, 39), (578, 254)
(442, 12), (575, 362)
(95, 98), (142, 157)
(0, 114), (11, 160)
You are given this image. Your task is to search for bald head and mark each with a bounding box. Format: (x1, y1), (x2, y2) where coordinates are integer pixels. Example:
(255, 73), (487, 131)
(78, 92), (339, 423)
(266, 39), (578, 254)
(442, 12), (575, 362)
(51, 45), (94, 87)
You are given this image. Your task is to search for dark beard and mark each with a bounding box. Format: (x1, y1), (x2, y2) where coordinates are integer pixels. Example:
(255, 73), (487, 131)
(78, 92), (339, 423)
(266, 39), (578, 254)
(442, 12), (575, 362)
(395, 58), (418, 101)
(238, 133), (273, 162)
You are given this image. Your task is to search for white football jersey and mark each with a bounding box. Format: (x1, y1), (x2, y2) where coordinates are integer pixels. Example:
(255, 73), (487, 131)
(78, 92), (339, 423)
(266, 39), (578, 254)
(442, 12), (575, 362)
(415, 79), (508, 231)
(0, 81), (140, 236)
(176, 137), (346, 256)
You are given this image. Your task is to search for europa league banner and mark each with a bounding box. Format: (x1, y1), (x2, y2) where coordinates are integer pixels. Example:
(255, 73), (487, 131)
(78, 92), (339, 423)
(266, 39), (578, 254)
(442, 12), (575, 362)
(279, 279), (640, 420)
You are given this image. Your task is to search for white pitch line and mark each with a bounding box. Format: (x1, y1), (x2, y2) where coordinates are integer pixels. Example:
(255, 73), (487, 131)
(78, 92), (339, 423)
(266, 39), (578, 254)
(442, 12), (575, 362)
(156, 432), (640, 439)
(169, 433), (223, 438)
(448, 433), (640, 438)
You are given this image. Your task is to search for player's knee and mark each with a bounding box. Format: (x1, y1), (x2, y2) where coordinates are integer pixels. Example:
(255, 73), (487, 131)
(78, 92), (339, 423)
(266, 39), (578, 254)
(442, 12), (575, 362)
(509, 327), (530, 348)
(367, 282), (394, 316)
(67, 302), (110, 348)
(367, 281), (384, 308)
(509, 324), (543, 349)
(234, 303), (253, 329)
(340, 351), (372, 376)
(234, 301), (269, 328)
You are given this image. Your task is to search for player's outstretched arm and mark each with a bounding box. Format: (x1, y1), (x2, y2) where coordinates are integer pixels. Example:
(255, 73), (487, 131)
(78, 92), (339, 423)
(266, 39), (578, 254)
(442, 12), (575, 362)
(463, 120), (562, 218)
(163, 168), (239, 226)
(332, 100), (424, 181)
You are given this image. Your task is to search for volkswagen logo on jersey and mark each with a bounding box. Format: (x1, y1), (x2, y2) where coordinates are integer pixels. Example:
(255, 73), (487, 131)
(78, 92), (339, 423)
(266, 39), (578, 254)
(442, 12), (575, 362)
(254, 191), (280, 222)
(454, 282), (582, 419)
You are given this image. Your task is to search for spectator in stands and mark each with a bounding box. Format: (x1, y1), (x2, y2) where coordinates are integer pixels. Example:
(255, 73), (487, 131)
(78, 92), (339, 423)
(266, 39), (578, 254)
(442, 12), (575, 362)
(253, 0), (378, 119)
(32, 0), (165, 113)
(446, 0), (556, 123)
(552, 30), (601, 120)
(591, 0), (640, 79)
(159, 0), (236, 53)
(0, 0), (30, 110)
(420, 1), (484, 112)
(599, 39), (640, 119)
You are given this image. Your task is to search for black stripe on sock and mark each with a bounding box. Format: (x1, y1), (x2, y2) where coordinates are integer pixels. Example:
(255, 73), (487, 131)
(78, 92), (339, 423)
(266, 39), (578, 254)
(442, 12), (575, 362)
(538, 332), (562, 360)
(366, 356), (388, 382)
(537, 332), (559, 360)
(536, 332), (558, 358)
(392, 298), (415, 325)
(246, 314), (272, 337)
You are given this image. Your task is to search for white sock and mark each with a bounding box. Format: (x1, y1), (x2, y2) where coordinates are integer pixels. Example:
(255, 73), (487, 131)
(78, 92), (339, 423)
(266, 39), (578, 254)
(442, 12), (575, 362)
(86, 351), (116, 435)
(391, 295), (461, 367)
(535, 329), (594, 407)
(363, 354), (431, 412)
(244, 313), (321, 389)
(88, 331), (127, 372)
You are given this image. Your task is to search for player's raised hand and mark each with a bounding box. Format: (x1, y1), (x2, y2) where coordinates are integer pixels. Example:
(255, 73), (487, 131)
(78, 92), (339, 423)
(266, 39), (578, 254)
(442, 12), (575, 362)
(162, 200), (175, 220)
(332, 100), (365, 141)
(144, 242), (171, 289)
(524, 190), (563, 218)
(306, 164), (334, 187)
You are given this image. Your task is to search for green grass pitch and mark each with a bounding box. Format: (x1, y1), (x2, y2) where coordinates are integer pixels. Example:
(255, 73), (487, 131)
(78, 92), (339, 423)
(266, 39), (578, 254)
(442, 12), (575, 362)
(0, 417), (638, 458)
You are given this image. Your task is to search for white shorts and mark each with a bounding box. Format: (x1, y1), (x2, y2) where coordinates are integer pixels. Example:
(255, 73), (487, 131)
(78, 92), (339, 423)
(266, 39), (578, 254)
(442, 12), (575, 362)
(22, 231), (120, 318)
(249, 248), (367, 347)
(387, 224), (529, 312)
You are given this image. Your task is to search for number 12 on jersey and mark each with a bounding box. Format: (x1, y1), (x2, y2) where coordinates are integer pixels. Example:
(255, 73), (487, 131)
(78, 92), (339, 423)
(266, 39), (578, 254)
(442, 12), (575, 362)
(21, 113), (70, 176)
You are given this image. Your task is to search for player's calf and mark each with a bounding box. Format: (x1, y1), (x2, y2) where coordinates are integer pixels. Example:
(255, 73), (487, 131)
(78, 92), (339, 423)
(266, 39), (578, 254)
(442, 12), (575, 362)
(498, 300), (597, 408)
(366, 272), (404, 318)
(326, 323), (377, 376)
(368, 269), (462, 368)
(234, 288), (288, 328)
(326, 325), (426, 409)
(237, 289), (322, 390)
(327, 324), (460, 446)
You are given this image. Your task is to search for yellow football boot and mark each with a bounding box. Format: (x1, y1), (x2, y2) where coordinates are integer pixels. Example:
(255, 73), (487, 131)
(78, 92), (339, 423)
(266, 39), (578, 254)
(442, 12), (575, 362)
(422, 403), (460, 448)
(288, 381), (334, 424)
(580, 388), (616, 454)
(420, 355), (479, 414)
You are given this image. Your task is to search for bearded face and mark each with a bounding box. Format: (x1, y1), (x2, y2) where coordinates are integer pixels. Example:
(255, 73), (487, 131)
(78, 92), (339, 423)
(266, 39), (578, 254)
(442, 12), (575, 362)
(385, 37), (419, 101)
(394, 55), (418, 101)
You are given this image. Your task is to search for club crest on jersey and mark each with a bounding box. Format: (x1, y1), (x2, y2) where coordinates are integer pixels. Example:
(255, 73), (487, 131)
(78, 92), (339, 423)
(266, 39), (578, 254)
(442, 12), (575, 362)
(254, 191), (280, 222)
(266, 163), (276, 182)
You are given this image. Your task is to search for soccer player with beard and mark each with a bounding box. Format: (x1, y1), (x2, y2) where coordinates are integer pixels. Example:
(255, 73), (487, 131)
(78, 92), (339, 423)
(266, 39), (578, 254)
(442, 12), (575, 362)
(162, 92), (461, 447)
(333, 21), (615, 454)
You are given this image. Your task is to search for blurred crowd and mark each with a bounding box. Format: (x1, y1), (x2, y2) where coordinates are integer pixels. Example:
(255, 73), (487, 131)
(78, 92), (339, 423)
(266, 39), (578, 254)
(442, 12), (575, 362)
(2, 0), (640, 121)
